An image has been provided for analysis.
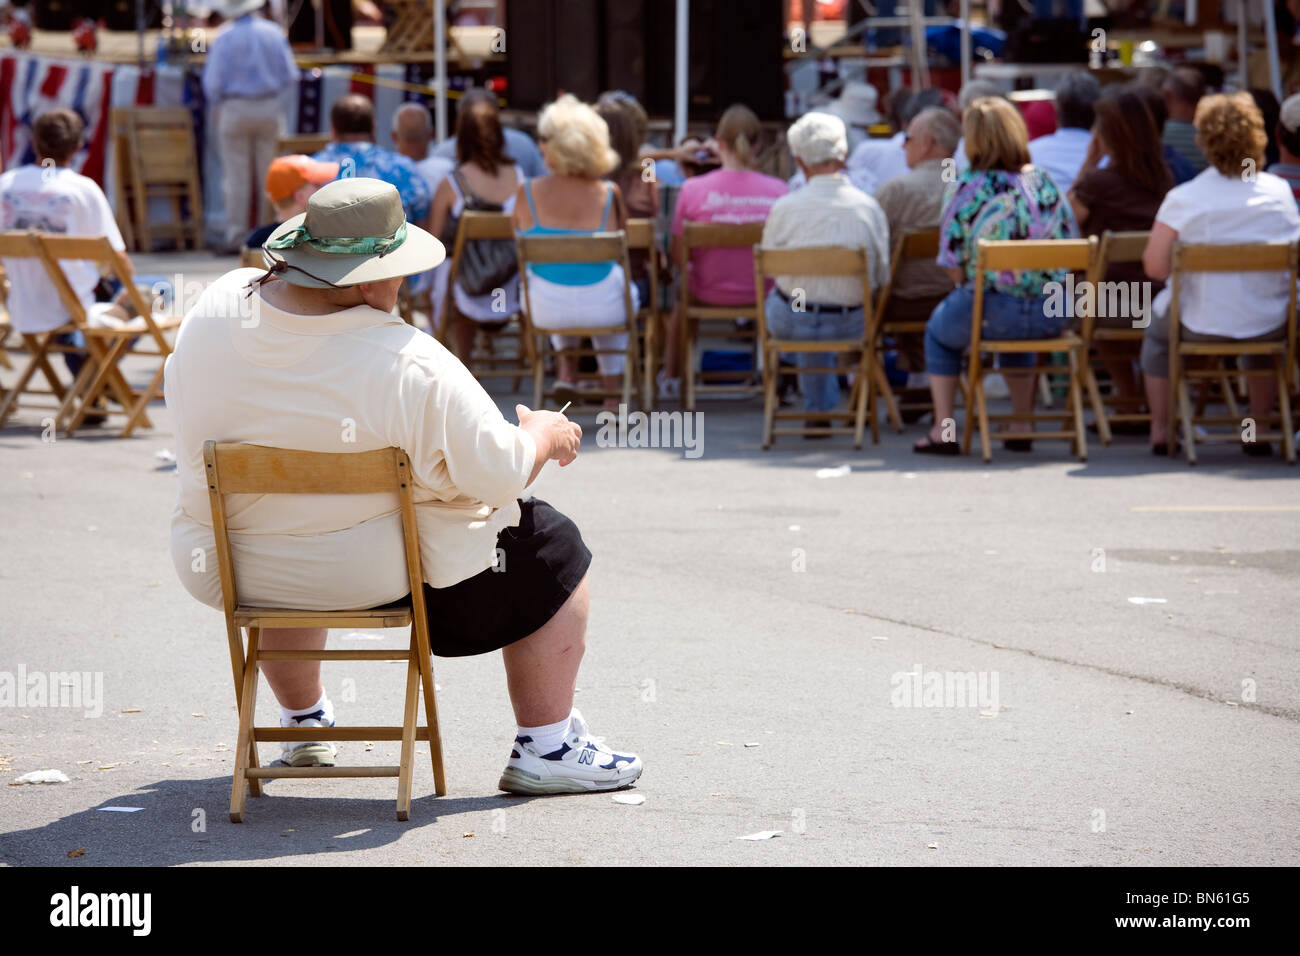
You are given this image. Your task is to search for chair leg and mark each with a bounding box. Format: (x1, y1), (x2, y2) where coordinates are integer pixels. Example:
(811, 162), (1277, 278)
(412, 623), (447, 797)
(532, 334), (545, 410)
(1177, 373), (1197, 465)
(682, 317), (694, 412)
(1083, 363), (1112, 446)
(975, 374), (992, 463)
(1069, 348), (1087, 462)
(0, 340), (55, 426)
(854, 357), (869, 450)
(120, 360), (166, 438)
(760, 349), (776, 450)
(1277, 359), (1296, 464)
(230, 629), (261, 823)
(395, 647), (421, 821)
(872, 359), (902, 435)
(960, 375), (975, 457)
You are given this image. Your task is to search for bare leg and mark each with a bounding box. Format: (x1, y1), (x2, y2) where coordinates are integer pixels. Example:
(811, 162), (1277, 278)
(924, 373), (959, 442)
(1145, 375), (1170, 446)
(1095, 341), (1140, 400)
(257, 627), (328, 711)
(1004, 371), (1036, 419)
(501, 575), (588, 727)
(1247, 375), (1278, 430)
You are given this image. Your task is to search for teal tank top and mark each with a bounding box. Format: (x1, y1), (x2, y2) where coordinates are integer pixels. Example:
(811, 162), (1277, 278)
(520, 180), (616, 285)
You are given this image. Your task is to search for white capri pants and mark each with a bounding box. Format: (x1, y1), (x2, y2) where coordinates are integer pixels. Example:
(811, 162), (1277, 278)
(525, 265), (639, 376)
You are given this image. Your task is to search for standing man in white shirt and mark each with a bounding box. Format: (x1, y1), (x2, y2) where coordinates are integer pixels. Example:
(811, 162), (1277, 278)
(1028, 71), (1100, 195)
(165, 178), (643, 793)
(761, 112), (889, 432)
(0, 108), (126, 382)
(202, 0), (298, 253)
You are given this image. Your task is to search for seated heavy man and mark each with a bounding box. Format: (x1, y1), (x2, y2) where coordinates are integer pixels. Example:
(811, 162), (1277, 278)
(164, 178), (642, 794)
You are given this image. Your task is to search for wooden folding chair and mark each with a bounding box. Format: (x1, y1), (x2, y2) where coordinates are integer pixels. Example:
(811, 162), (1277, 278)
(34, 234), (182, 437)
(1168, 241), (1297, 464)
(0, 232), (93, 429)
(516, 231), (640, 412)
(204, 442), (447, 822)
(753, 245), (881, 448)
(117, 108), (203, 251)
(274, 133), (332, 158)
(873, 229), (944, 432)
(962, 238), (1096, 463)
(441, 211), (532, 388)
(239, 248), (265, 270)
(1080, 230), (1153, 445)
(626, 218), (661, 407)
(678, 221), (765, 411)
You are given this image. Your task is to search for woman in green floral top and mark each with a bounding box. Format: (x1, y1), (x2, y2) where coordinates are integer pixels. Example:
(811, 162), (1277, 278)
(915, 96), (1079, 454)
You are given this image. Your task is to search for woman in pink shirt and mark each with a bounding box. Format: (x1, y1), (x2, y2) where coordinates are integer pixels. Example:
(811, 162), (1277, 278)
(660, 105), (788, 396)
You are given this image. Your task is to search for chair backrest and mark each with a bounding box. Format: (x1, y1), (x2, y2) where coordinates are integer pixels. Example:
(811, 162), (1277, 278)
(752, 244), (874, 343)
(974, 237), (1096, 274)
(625, 218), (655, 251)
(118, 108), (197, 184)
(1080, 230), (1152, 341)
(457, 210), (515, 242)
(202, 442), (426, 617)
(276, 133), (332, 157)
(1169, 240), (1298, 363)
(876, 228), (941, 318)
(37, 233), (176, 349)
(515, 231), (635, 330)
(516, 231), (629, 265)
(680, 220), (765, 254)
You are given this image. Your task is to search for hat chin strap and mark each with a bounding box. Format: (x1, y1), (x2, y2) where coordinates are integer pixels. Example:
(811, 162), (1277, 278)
(244, 256), (351, 297)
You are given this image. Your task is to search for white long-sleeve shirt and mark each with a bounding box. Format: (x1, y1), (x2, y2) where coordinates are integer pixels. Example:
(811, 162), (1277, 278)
(166, 269), (537, 611)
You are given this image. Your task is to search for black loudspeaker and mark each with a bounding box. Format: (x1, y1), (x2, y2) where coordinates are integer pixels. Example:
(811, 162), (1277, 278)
(506, 0), (783, 122)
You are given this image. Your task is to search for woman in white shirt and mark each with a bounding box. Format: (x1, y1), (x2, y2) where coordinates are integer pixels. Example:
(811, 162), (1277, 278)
(1141, 92), (1300, 456)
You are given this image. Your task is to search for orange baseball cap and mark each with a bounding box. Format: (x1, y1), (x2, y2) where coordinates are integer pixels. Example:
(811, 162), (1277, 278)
(265, 155), (339, 203)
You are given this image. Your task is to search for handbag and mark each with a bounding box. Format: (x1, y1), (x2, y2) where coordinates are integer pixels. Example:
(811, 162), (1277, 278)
(451, 168), (518, 296)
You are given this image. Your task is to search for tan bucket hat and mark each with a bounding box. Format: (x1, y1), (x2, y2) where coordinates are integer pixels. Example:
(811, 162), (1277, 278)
(261, 178), (445, 289)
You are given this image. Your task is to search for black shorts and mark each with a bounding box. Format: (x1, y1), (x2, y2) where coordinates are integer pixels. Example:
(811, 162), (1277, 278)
(407, 497), (591, 658)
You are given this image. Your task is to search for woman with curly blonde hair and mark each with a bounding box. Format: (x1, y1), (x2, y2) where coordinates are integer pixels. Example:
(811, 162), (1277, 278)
(1141, 92), (1300, 456)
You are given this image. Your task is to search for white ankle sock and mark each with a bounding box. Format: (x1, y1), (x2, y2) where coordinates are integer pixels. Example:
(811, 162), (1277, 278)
(517, 712), (572, 755)
(281, 694), (333, 728)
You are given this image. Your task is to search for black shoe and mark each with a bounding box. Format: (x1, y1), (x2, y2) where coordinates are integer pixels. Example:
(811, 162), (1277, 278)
(1001, 438), (1033, 452)
(913, 435), (960, 455)
(1243, 440), (1273, 457)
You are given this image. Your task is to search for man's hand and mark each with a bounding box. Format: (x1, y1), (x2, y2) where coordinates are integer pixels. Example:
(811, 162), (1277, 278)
(517, 404), (581, 475)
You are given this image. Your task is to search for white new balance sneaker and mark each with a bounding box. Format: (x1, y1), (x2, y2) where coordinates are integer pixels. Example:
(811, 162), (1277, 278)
(498, 708), (642, 795)
(280, 710), (337, 768)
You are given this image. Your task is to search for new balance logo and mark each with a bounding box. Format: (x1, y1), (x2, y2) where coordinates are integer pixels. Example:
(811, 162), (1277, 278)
(577, 749), (595, 765)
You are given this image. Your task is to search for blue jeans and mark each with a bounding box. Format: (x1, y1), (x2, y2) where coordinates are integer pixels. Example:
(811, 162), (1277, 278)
(924, 285), (1065, 377)
(764, 289), (864, 413)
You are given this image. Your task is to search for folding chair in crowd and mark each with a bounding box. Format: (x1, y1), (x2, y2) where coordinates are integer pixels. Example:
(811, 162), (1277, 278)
(873, 228), (943, 432)
(441, 210), (533, 389)
(963, 238), (1095, 463)
(204, 441), (447, 822)
(1081, 230), (1152, 445)
(1167, 241), (1297, 464)
(752, 244), (885, 448)
(516, 230), (640, 412)
(0, 232), (87, 428)
(678, 220), (765, 411)
(36, 234), (181, 437)
(625, 218), (661, 408)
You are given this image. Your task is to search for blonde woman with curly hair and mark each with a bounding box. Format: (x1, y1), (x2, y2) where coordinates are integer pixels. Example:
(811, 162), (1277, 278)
(513, 94), (636, 405)
(1141, 91), (1300, 456)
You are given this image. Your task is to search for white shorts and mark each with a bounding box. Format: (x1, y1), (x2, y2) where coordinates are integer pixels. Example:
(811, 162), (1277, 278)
(525, 265), (639, 376)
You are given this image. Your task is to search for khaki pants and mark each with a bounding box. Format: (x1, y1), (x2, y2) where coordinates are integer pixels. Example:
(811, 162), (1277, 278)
(216, 96), (283, 246)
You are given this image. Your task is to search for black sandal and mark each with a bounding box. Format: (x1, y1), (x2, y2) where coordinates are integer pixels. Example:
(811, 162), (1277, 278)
(913, 435), (960, 456)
